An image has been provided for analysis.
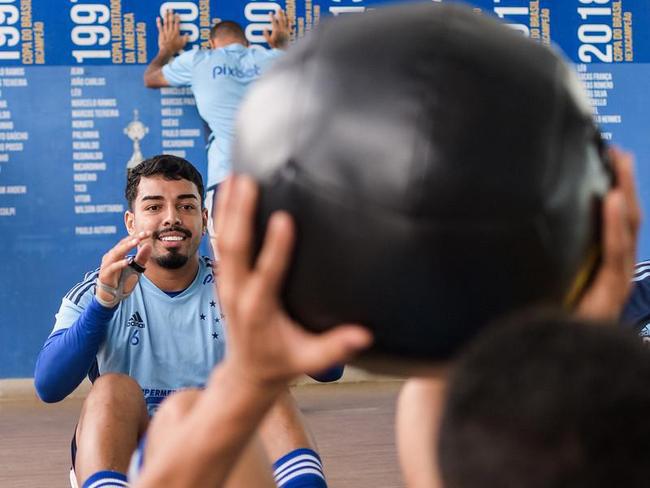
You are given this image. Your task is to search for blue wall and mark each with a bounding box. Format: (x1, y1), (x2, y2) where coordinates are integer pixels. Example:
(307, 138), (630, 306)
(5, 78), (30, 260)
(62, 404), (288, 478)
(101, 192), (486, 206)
(1, 0), (648, 377)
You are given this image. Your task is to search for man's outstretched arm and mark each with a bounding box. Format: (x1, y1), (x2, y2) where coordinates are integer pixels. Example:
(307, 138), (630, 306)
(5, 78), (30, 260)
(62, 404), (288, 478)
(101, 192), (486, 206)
(144, 10), (188, 88)
(34, 232), (152, 402)
(134, 176), (372, 487)
(34, 297), (116, 402)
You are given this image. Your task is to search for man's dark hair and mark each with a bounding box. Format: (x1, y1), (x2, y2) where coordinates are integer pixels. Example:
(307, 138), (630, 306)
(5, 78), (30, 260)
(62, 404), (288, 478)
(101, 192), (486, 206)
(438, 313), (650, 488)
(210, 20), (247, 44)
(125, 155), (204, 210)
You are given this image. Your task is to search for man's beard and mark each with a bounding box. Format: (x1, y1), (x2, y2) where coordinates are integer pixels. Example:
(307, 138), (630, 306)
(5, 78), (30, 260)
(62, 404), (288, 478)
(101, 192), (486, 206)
(155, 248), (189, 269)
(153, 224), (192, 269)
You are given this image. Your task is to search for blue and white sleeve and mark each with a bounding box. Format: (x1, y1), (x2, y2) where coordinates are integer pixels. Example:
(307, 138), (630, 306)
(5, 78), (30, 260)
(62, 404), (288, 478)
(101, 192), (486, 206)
(34, 272), (117, 403)
(161, 49), (197, 86)
(622, 262), (650, 324)
(621, 262), (650, 341)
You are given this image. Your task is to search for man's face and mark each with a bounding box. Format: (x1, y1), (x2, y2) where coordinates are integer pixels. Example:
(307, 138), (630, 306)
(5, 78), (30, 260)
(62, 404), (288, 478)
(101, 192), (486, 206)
(125, 175), (207, 270)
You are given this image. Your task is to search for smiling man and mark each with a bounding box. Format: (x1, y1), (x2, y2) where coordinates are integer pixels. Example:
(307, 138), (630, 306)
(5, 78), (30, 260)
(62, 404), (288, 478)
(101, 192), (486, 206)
(34, 155), (225, 488)
(35, 155), (326, 488)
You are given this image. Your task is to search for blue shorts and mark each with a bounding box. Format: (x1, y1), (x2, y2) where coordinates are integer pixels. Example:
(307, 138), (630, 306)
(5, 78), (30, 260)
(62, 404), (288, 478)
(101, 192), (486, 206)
(308, 365), (345, 383)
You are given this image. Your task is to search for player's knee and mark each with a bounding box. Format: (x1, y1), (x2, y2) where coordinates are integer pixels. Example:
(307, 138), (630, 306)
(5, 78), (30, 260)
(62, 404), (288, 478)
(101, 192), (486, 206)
(90, 373), (141, 395)
(83, 373), (145, 416)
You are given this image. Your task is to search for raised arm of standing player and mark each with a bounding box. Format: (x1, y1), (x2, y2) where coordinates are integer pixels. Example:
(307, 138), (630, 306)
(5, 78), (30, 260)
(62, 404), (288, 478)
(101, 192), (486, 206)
(144, 10), (188, 88)
(264, 9), (290, 49)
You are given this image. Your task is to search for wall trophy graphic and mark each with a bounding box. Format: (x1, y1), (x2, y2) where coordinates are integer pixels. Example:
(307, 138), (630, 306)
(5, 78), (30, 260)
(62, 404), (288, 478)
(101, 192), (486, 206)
(124, 109), (149, 170)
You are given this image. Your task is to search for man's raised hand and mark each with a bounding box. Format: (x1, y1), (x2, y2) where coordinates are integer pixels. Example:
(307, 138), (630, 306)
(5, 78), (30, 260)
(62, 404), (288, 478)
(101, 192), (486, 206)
(96, 231), (152, 307)
(157, 10), (189, 55)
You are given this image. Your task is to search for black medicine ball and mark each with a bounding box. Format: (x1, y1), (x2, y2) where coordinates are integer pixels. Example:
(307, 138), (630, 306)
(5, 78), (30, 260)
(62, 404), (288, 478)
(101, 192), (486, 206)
(233, 3), (611, 369)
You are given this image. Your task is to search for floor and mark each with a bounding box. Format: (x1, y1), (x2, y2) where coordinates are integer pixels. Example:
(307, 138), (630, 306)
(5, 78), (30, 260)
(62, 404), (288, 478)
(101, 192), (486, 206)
(0, 381), (404, 488)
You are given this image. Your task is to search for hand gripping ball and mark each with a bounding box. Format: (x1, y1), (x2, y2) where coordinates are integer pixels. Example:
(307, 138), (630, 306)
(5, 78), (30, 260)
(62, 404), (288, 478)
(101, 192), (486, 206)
(233, 3), (611, 370)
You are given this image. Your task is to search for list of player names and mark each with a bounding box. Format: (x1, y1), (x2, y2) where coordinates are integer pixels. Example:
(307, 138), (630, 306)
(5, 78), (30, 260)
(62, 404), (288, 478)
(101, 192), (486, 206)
(159, 86), (203, 160)
(0, 68), (29, 219)
(577, 64), (620, 141)
(70, 67), (122, 236)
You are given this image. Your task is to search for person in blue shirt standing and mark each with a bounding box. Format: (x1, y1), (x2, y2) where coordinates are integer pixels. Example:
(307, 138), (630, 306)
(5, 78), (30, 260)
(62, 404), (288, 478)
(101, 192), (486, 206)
(144, 9), (289, 227)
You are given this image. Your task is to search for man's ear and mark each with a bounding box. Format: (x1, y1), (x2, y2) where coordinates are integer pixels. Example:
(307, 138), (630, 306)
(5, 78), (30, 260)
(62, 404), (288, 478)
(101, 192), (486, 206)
(202, 207), (209, 235)
(125, 210), (136, 235)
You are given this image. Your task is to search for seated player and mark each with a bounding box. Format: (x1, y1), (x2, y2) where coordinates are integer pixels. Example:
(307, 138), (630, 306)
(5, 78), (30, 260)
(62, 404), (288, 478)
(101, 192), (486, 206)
(34, 156), (334, 488)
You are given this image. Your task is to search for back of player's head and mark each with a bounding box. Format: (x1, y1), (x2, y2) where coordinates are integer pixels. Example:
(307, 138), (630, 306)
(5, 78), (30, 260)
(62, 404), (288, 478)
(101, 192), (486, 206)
(125, 155), (204, 210)
(438, 314), (650, 488)
(210, 20), (247, 45)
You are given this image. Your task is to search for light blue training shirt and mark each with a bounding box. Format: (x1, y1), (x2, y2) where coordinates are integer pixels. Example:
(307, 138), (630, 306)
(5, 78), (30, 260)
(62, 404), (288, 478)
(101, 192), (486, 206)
(163, 44), (283, 188)
(36, 256), (225, 414)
